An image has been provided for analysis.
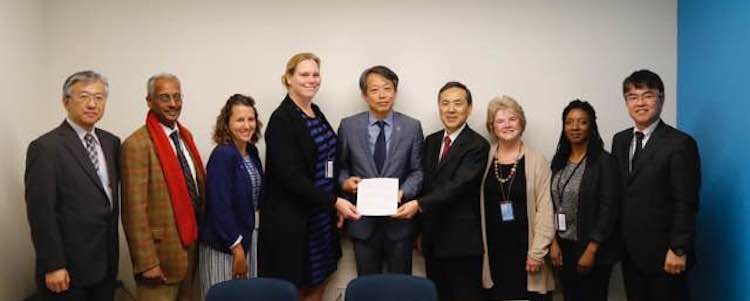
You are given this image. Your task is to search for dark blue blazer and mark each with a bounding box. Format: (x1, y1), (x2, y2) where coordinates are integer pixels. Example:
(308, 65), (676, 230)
(200, 143), (262, 254)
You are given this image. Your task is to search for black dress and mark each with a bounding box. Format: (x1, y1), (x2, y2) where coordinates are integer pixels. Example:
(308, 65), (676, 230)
(484, 157), (528, 300)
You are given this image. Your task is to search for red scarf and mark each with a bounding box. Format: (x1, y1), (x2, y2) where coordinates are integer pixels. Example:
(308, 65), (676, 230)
(146, 111), (205, 247)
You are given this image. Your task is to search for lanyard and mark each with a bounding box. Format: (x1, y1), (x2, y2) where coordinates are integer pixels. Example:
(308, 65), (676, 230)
(554, 156), (586, 207)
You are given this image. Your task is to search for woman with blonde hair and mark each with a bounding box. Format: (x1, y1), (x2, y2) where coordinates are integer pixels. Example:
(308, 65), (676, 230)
(479, 96), (555, 300)
(259, 52), (360, 301)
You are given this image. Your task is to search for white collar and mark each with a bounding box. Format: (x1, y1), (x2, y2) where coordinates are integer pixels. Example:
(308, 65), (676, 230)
(443, 123), (467, 142)
(66, 117), (98, 142)
(633, 119), (660, 137)
(161, 122), (179, 137)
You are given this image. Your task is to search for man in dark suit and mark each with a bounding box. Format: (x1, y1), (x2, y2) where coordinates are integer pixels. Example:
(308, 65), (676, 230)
(612, 70), (700, 301)
(25, 70), (120, 300)
(397, 81), (489, 301)
(337, 65), (424, 275)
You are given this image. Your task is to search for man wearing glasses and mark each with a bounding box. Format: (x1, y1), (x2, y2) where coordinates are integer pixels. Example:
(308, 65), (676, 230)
(612, 70), (701, 301)
(25, 70), (120, 300)
(121, 73), (205, 300)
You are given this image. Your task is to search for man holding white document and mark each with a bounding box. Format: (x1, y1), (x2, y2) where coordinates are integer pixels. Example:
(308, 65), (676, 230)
(337, 65), (424, 275)
(396, 81), (489, 301)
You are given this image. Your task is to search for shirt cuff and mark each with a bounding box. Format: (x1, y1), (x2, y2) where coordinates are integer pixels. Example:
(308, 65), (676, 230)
(230, 235), (243, 249)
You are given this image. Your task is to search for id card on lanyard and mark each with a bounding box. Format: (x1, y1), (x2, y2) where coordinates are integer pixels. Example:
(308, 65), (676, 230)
(500, 201), (515, 222)
(554, 156), (585, 232)
(325, 160), (334, 178)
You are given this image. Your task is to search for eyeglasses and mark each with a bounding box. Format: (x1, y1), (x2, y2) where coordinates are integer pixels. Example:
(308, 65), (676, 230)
(156, 93), (183, 103)
(69, 93), (106, 104)
(624, 92), (660, 103)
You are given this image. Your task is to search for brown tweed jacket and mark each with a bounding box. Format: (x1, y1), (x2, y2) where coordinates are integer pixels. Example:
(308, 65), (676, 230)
(121, 125), (205, 284)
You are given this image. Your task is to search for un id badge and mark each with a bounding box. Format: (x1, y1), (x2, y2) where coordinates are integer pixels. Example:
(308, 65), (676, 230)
(500, 201), (515, 222)
(325, 160), (334, 179)
(556, 213), (567, 231)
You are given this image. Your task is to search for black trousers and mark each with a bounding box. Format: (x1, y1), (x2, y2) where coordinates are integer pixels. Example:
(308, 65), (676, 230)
(425, 256), (482, 301)
(38, 277), (115, 301)
(352, 228), (414, 275)
(622, 256), (689, 301)
(557, 239), (613, 301)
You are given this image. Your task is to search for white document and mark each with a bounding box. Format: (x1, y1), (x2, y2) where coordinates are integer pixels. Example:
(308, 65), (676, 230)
(356, 178), (399, 216)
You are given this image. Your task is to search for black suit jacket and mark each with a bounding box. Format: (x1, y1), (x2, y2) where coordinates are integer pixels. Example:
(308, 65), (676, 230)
(612, 120), (700, 274)
(25, 120), (120, 287)
(552, 151), (621, 265)
(419, 126), (489, 258)
(259, 95), (341, 285)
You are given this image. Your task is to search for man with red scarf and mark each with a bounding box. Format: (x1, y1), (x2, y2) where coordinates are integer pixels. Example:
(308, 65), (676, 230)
(121, 73), (205, 300)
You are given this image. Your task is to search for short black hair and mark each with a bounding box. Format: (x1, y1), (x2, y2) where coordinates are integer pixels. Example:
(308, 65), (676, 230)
(623, 69), (664, 97)
(359, 65), (399, 94)
(438, 81), (473, 105)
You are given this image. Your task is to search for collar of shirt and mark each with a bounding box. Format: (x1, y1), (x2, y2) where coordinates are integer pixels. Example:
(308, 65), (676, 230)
(66, 117), (100, 144)
(368, 111), (394, 127)
(632, 118), (660, 146)
(161, 122), (180, 138)
(443, 123), (467, 143)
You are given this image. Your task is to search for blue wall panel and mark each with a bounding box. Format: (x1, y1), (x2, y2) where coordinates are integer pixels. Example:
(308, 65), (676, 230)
(678, 0), (750, 299)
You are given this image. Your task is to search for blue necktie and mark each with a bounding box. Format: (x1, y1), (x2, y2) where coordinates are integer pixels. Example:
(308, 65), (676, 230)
(374, 121), (386, 174)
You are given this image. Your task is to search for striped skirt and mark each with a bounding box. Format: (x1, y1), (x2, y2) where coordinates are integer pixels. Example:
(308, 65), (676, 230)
(199, 225), (258, 299)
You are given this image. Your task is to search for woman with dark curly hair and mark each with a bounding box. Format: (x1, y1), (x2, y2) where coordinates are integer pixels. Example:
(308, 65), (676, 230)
(548, 100), (620, 301)
(199, 94), (264, 298)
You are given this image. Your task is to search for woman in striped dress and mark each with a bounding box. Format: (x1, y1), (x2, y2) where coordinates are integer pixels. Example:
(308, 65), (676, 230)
(260, 52), (360, 301)
(199, 94), (263, 298)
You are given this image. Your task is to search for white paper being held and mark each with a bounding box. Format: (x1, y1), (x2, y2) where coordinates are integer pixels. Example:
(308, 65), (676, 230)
(356, 178), (399, 216)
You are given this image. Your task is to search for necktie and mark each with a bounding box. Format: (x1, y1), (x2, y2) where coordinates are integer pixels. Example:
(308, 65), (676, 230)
(84, 133), (100, 172)
(373, 121), (386, 174)
(631, 131), (644, 173)
(170, 132), (200, 213)
(440, 136), (452, 162)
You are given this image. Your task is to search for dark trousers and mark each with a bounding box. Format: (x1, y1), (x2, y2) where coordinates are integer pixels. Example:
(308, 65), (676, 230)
(622, 256), (689, 301)
(557, 239), (612, 301)
(38, 277), (115, 301)
(352, 228), (414, 275)
(425, 256), (482, 301)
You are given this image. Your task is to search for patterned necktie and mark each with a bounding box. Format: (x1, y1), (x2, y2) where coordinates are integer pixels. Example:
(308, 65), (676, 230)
(170, 132), (200, 212)
(84, 133), (99, 172)
(373, 120), (386, 174)
(631, 131), (645, 173)
(440, 136), (452, 162)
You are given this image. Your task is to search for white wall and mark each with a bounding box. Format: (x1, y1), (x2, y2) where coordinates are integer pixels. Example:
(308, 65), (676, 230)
(1, 0), (675, 300)
(0, 0), (48, 299)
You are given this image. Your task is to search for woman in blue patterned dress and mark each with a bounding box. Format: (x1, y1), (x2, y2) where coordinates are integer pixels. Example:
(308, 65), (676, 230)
(199, 94), (263, 298)
(259, 52), (360, 301)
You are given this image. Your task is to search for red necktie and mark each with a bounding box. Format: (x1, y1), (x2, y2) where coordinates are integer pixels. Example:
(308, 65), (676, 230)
(440, 136), (452, 162)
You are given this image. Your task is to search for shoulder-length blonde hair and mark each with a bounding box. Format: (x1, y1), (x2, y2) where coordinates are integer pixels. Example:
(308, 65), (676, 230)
(213, 94), (263, 145)
(485, 95), (527, 140)
(281, 52), (321, 88)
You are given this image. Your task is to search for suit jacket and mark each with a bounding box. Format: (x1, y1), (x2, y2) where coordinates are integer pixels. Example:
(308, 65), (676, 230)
(200, 143), (262, 254)
(25, 120), (120, 287)
(612, 120), (700, 274)
(419, 126), (489, 259)
(336, 111), (424, 241)
(259, 95), (341, 286)
(551, 151), (621, 265)
(121, 125), (205, 284)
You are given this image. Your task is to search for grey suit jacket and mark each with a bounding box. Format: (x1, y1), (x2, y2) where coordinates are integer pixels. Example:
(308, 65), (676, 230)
(337, 111), (424, 240)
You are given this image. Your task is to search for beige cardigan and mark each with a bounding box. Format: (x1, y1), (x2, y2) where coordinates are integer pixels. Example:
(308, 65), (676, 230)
(480, 142), (555, 293)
